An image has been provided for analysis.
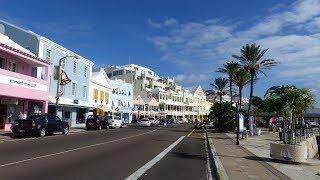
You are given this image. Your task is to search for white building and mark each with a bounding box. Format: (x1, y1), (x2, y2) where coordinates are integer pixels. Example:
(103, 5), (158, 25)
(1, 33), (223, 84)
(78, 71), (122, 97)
(104, 64), (209, 121)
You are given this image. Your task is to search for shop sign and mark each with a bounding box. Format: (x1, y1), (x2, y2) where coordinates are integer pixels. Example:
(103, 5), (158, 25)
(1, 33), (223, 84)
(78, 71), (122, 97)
(1, 98), (18, 105)
(0, 74), (47, 92)
(73, 99), (79, 104)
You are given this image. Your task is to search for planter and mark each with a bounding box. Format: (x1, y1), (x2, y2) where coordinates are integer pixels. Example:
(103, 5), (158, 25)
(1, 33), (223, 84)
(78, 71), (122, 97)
(270, 143), (307, 163)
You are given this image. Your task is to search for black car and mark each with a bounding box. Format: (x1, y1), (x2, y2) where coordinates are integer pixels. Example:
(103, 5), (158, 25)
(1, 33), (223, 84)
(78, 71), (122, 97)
(85, 115), (108, 130)
(11, 114), (69, 137)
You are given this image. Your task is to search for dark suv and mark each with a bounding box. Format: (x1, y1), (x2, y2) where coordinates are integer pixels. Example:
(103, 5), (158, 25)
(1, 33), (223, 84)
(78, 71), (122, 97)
(11, 114), (69, 137)
(85, 115), (108, 130)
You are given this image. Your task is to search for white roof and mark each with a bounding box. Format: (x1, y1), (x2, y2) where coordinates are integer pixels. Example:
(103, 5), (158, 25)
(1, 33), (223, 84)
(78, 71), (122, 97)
(0, 33), (35, 55)
(148, 87), (167, 94)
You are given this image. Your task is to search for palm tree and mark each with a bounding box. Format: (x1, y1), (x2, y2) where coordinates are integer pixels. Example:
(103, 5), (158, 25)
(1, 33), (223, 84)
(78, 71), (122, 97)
(217, 61), (241, 102)
(232, 43), (278, 118)
(210, 77), (229, 103)
(231, 69), (250, 109)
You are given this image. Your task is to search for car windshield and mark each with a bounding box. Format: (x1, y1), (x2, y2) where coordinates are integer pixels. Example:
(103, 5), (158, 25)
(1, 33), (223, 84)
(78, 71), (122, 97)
(87, 115), (97, 122)
(26, 115), (42, 121)
(105, 116), (113, 120)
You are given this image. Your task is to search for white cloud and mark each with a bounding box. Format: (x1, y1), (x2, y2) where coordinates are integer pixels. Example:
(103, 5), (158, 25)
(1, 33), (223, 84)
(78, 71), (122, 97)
(147, 0), (320, 100)
(174, 73), (210, 85)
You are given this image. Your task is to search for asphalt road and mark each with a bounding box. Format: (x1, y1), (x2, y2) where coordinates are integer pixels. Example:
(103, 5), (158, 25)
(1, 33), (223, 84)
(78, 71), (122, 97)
(0, 124), (208, 180)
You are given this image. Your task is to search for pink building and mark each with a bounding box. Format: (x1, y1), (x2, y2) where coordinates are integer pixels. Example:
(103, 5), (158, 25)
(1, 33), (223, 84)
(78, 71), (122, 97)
(0, 37), (50, 131)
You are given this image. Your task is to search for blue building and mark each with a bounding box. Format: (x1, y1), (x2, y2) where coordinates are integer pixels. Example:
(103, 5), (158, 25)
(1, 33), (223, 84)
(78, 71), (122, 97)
(0, 20), (94, 128)
(110, 79), (133, 124)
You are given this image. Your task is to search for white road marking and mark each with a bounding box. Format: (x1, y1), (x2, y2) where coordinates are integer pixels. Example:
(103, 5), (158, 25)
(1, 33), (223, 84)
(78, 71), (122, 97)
(125, 136), (185, 180)
(0, 128), (160, 168)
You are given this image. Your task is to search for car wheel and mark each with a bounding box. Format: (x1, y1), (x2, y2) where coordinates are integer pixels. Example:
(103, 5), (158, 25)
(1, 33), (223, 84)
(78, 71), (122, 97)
(62, 127), (69, 135)
(39, 128), (46, 137)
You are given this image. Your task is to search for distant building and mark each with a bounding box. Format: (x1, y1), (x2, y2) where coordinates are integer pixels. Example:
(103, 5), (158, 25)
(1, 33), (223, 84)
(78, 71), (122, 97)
(104, 64), (209, 121)
(110, 79), (133, 124)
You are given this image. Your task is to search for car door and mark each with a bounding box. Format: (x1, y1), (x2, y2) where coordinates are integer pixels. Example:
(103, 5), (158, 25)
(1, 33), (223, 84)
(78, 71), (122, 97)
(47, 115), (56, 132)
(54, 115), (62, 132)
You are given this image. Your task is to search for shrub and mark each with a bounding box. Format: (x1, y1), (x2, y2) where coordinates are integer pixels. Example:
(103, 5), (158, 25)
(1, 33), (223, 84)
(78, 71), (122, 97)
(208, 102), (236, 132)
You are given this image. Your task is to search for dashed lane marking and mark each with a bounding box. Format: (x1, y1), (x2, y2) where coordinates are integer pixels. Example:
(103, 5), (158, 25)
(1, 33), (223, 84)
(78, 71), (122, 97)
(187, 129), (195, 137)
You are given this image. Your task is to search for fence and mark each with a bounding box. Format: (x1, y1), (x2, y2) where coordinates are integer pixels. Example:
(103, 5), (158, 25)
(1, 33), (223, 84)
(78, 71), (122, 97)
(293, 127), (319, 144)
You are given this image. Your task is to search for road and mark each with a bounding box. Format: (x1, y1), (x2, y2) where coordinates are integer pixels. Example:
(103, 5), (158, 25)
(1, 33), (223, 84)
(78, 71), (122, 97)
(0, 124), (208, 180)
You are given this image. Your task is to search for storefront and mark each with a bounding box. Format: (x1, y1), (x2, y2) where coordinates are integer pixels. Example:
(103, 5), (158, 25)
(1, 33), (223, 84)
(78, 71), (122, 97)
(0, 38), (50, 130)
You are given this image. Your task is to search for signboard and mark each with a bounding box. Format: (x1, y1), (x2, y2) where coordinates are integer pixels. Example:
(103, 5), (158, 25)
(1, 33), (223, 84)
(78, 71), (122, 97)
(73, 99), (79, 104)
(1, 98), (18, 105)
(239, 113), (244, 132)
(0, 74), (47, 92)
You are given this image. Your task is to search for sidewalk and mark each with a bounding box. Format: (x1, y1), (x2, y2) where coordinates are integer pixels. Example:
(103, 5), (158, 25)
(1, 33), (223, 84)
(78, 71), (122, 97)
(207, 132), (290, 180)
(226, 131), (320, 180)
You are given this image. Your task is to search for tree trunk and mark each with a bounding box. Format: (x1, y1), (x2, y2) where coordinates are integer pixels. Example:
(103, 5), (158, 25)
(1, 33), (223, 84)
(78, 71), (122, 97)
(239, 87), (242, 109)
(219, 94), (222, 103)
(247, 73), (254, 119)
(229, 80), (233, 102)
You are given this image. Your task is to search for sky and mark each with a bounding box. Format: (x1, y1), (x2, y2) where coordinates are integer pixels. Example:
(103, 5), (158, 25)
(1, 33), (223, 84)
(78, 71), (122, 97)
(1, 0), (320, 105)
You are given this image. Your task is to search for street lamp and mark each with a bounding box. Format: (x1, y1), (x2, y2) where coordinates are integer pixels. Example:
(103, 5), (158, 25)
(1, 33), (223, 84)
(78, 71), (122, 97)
(55, 55), (79, 115)
(234, 93), (240, 145)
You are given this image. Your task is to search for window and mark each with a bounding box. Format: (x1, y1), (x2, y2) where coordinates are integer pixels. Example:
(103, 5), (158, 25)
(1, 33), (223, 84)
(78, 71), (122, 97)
(84, 66), (88, 77)
(45, 50), (51, 61)
(8, 61), (17, 72)
(61, 58), (66, 70)
(100, 91), (104, 102)
(0, 57), (5, 69)
(83, 85), (87, 98)
(105, 92), (109, 104)
(73, 61), (77, 73)
(72, 83), (77, 96)
(94, 89), (98, 101)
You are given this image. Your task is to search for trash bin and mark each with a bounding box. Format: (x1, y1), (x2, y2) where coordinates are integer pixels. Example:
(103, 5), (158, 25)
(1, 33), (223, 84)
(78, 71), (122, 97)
(279, 132), (283, 141)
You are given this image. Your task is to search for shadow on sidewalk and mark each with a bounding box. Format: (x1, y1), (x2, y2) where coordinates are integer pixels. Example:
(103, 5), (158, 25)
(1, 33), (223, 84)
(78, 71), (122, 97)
(244, 156), (301, 165)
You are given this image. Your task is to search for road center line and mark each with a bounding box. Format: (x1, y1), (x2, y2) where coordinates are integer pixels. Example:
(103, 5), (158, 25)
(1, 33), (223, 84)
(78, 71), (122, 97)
(0, 128), (161, 168)
(125, 136), (185, 180)
(187, 129), (195, 137)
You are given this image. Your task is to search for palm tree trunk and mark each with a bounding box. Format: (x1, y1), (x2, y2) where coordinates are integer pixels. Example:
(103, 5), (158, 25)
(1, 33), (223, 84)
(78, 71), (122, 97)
(247, 74), (254, 118)
(229, 80), (233, 102)
(219, 95), (222, 103)
(239, 87), (242, 109)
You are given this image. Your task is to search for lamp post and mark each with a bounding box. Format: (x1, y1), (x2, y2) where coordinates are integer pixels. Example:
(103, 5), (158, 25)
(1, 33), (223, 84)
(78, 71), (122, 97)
(55, 55), (79, 115)
(234, 93), (240, 145)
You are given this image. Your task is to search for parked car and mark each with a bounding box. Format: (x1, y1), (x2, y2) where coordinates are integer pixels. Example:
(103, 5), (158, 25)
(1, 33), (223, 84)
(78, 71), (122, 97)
(148, 117), (157, 125)
(86, 115), (108, 130)
(107, 116), (123, 129)
(139, 118), (151, 127)
(11, 114), (69, 137)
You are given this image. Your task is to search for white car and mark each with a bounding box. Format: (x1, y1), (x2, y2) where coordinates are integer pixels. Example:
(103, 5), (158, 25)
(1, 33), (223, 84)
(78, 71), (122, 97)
(148, 117), (157, 125)
(107, 116), (123, 129)
(139, 119), (151, 127)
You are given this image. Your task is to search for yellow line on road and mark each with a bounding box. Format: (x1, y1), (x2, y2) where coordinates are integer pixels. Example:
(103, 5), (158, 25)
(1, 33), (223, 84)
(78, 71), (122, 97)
(187, 129), (195, 137)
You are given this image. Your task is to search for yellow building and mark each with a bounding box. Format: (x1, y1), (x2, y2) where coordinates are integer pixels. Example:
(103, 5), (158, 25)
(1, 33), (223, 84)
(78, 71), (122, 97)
(192, 86), (207, 121)
(90, 68), (112, 115)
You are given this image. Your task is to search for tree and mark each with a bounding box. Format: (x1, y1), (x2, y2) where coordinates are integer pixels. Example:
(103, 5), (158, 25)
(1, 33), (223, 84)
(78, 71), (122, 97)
(208, 101), (236, 132)
(210, 77), (229, 103)
(232, 44), (278, 118)
(264, 85), (315, 144)
(231, 68), (250, 110)
(217, 61), (241, 102)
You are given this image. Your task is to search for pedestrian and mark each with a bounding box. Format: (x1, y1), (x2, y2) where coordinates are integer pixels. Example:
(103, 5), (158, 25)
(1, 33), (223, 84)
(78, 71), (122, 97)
(21, 111), (27, 120)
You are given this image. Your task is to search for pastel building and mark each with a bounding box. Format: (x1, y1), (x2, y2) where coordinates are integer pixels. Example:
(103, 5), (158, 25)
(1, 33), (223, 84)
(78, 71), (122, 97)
(90, 68), (112, 115)
(110, 79), (133, 124)
(0, 33), (50, 130)
(0, 20), (94, 128)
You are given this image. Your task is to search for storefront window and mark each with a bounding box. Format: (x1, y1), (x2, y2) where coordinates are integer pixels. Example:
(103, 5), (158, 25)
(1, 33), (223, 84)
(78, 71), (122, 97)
(0, 57), (5, 69)
(76, 108), (86, 124)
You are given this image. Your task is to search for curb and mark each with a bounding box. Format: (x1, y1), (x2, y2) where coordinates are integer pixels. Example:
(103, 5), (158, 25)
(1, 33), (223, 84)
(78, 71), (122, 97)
(205, 128), (229, 180)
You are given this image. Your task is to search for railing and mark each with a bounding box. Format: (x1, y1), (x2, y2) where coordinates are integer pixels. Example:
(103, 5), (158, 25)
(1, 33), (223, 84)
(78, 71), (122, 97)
(292, 127), (319, 144)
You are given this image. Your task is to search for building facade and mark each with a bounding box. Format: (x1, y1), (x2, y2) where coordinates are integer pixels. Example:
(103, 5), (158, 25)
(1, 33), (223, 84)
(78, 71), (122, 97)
(0, 33), (50, 130)
(110, 79), (133, 124)
(89, 68), (112, 115)
(104, 64), (209, 121)
(0, 20), (94, 128)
